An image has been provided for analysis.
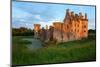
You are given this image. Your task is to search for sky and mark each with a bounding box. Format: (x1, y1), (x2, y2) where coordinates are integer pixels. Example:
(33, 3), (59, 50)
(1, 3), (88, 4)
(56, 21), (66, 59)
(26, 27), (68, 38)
(12, 1), (96, 30)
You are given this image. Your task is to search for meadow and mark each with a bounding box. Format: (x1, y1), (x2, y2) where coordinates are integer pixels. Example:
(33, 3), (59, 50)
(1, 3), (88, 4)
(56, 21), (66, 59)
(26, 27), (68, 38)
(12, 32), (96, 65)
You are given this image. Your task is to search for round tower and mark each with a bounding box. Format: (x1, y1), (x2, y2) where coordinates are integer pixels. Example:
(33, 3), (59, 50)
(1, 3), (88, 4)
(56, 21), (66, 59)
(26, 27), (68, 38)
(34, 24), (41, 38)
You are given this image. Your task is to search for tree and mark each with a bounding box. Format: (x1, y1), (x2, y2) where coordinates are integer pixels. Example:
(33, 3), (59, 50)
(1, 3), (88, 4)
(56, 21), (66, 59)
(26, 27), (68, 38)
(12, 27), (34, 36)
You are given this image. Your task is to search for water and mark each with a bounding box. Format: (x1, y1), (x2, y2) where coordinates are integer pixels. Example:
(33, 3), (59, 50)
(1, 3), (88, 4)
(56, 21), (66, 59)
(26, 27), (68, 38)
(22, 38), (43, 50)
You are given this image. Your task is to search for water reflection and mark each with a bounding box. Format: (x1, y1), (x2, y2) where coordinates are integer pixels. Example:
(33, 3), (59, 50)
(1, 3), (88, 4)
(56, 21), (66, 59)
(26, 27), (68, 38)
(22, 38), (43, 50)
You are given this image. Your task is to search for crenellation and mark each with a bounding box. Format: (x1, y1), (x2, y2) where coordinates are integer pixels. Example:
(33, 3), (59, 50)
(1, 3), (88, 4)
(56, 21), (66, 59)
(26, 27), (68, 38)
(79, 12), (83, 19)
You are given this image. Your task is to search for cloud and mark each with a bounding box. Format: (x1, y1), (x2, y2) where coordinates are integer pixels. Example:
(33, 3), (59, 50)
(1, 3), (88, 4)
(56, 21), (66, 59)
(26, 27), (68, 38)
(34, 15), (41, 20)
(19, 19), (26, 22)
(38, 19), (63, 28)
(13, 13), (33, 19)
(88, 18), (95, 29)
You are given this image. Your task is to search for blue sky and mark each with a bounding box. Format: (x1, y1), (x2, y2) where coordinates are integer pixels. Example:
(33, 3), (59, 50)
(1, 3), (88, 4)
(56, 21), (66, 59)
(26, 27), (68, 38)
(12, 1), (96, 30)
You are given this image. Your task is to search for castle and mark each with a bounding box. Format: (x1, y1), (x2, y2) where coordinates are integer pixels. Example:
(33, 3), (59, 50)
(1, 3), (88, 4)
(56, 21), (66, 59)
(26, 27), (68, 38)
(34, 9), (88, 42)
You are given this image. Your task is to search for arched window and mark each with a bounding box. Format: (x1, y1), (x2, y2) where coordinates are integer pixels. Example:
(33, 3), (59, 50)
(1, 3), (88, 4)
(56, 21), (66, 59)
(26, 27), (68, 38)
(67, 25), (69, 29)
(75, 29), (76, 32)
(75, 24), (76, 27)
(77, 24), (79, 27)
(84, 25), (86, 28)
(71, 29), (73, 32)
(84, 30), (86, 32)
(77, 29), (79, 32)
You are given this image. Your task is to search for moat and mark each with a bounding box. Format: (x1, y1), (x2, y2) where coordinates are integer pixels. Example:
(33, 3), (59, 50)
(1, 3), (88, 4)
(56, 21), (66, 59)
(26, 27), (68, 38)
(22, 38), (43, 50)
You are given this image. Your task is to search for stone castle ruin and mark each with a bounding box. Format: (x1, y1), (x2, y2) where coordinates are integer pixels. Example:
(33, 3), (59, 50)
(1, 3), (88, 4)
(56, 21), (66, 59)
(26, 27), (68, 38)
(34, 9), (88, 42)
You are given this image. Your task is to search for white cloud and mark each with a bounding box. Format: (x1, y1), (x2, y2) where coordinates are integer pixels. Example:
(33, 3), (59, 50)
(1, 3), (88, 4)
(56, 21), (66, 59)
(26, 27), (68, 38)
(34, 15), (41, 20)
(19, 19), (26, 22)
(88, 18), (95, 29)
(13, 13), (33, 20)
(38, 19), (63, 28)
(25, 23), (32, 26)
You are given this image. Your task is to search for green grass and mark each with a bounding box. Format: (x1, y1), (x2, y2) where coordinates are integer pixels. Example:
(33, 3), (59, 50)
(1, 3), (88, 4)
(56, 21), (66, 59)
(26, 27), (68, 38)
(12, 34), (96, 65)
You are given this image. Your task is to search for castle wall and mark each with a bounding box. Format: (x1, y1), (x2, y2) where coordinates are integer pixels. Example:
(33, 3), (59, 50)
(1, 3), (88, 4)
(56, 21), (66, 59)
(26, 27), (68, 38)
(53, 29), (63, 42)
(82, 19), (88, 38)
(78, 20), (83, 39)
(53, 22), (63, 42)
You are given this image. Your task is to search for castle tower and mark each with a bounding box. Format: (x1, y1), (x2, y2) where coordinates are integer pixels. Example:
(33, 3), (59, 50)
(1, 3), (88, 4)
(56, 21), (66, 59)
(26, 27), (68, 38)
(82, 13), (88, 38)
(46, 25), (48, 30)
(85, 13), (88, 19)
(34, 24), (41, 32)
(64, 9), (71, 24)
(79, 12), (84, 20)
(66, 9), (70, 16)
(71, 11), (74, 18)
(34, 24), (41, 38)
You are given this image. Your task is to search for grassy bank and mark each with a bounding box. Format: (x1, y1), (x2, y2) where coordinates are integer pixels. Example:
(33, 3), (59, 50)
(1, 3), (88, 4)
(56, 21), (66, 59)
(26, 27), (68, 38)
(12, 34), (96, 65)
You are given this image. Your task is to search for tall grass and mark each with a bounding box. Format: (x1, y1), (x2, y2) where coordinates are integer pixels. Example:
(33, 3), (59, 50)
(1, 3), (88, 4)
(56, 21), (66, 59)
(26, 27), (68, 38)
(12, 35), (96, 65)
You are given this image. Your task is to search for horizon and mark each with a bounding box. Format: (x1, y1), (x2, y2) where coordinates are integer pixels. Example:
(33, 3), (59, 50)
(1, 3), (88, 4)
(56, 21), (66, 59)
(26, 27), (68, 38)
(12, 1), (96, 30)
